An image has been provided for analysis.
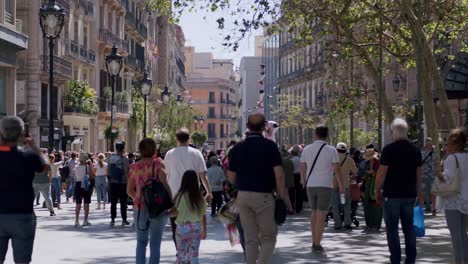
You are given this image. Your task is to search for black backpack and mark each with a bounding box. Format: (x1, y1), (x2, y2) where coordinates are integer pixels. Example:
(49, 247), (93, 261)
(141, 160), (173, 220)
(60, 161), (70, 179)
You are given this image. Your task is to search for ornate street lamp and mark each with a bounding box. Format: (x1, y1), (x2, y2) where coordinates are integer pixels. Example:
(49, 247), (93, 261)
(160, 86), (171, 105)
(139, 70), (152, 138)
(40, 0), (65, 153)
(194, 116), (206, 130)
(105, 44), (123, 152)
(392, 75), (401, 93)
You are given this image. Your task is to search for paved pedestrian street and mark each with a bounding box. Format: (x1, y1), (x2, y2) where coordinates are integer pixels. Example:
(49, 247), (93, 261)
(4, 200), (453, 264)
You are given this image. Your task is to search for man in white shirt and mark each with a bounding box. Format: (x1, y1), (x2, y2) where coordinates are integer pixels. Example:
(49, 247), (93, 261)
(164, 128), (213, 245)
(300, 126), (344, 253)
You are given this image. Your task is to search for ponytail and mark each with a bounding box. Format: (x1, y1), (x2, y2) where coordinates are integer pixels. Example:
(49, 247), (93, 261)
(99, 159), (104, 168)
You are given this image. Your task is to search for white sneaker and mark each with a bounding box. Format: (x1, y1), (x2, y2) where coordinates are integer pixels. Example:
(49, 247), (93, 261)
(74, 221), (80, 227)
(82, 220), (92, 226)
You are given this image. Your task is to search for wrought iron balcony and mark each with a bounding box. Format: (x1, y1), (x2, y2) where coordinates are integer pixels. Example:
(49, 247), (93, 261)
(86, 1), (94, 16)
(80, 45), (88, 62)
(64, 39), (79, 59)
(41, 55), (72, 79)
(207, 114), (217, 119)
(98, 98), (129, 114)
(126, 56), (143, 71)
(138, 23), (147, 38)
(88, 49), (96, 64)
(99, 29), (129, 53)
(220, 99), (226, 104)
(208, 134), (217, 139)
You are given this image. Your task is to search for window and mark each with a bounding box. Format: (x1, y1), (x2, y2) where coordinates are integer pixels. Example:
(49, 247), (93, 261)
(41, 84), (48, 118)
(208, 107), (215, 118)
(83, 26), (88, 48)
(74, 21), (79, 41)
(208, 124), (216, 138)
(4, 0), (14, 24)
(220, 124), (224, 138)
(220, 92), (223, 102)
(209, 92), (215, 103)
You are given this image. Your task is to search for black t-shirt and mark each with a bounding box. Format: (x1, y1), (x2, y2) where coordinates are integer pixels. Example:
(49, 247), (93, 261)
(380, 139), (422, 198)
(228, 133), (282, 193)
(0, 146), (45, 214)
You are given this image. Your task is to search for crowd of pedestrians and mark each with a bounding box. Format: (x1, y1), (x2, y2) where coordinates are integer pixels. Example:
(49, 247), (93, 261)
(0, 113), (467, 264)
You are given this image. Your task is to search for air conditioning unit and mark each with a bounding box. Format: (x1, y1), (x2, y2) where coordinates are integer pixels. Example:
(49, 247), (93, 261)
(15, 19), (22, 32)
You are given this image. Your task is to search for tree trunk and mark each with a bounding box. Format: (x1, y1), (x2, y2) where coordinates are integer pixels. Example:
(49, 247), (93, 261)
(403, 0), (442, 173)
(297, 125), (304, 144)
(400, 0), (455, 129)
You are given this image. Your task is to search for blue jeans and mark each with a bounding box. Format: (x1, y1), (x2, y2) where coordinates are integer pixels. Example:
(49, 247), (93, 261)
(134, 209), (168, 264)
(51, 177), (61, 204)
(94, 176), (107, 204)
(383, 198), (417, 264)
(0, 213), (36, 263)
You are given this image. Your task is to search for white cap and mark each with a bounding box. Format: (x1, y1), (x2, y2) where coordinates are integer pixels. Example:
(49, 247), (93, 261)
(336, 142), (347, 151)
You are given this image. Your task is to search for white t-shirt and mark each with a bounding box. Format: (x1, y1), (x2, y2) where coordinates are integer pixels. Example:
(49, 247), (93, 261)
(75, 164), (92, 182)
(94, 161), (108, 176)
(300, 140), (339, 188)
(164, 146), (207, 198)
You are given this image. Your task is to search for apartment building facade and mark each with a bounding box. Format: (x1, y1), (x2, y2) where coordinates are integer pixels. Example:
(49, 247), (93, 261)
(0, 0), (28, 117)
(185, 49), (238, 150)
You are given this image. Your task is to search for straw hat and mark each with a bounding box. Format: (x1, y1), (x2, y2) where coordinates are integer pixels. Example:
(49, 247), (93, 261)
(363, 148), (378, 160)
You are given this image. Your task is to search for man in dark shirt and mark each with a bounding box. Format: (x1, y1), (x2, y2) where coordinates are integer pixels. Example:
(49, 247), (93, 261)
(375, 118), (422, 264)
(0, 116), (47, 264)
(227, 113), (288, 264)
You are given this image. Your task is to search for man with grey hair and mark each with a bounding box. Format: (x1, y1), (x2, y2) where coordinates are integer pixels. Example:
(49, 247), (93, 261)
(0, 116), (47, 264)
(375, 118), (422, 264)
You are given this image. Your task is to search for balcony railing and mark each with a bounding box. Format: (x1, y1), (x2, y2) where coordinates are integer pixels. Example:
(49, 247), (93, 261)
(88, 49), (96, 64)
(98, 98), (129, 114)
(220, 114), (227, 119)
(64, 39), (79, 59)
(64, 105), (97, 115)
(80, 45), (88, 62)
(220, 99), (226, 104)
(138, 23), (148, 38)
(208, 134), (217, 139)
(126, 56), (144, 71)
(41, 55), (72, 79)
(228, 99), (236, 106)
(208, 99), (216, 104)
(207, 114), (217, 119)
(99, 29), (129, 53)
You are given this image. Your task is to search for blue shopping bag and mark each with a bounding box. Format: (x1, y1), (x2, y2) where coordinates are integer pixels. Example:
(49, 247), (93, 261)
(413, 205), (425, 237)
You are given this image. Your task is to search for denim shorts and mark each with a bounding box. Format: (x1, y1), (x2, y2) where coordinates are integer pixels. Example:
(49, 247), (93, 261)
(0, 213), (36, 263)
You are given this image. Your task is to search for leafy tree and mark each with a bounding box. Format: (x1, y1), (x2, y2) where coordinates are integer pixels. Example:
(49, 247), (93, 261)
(271, 94), (318, 144)
(191, 130), (208, 146)
(63, 80), (98, 115)
(337, 128), (378, 150)
(154, 96), (196, 150)
(104, 124), (119, 141)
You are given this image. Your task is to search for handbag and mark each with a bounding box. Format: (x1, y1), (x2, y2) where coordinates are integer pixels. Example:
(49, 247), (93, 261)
(274, 197), (287, 226)
(413, 205), (425, 238)
(431, 155), (461, 198)
(141, 160), (173, 219)
(218, 199), (239, 225)
(82, 165), (90, 191)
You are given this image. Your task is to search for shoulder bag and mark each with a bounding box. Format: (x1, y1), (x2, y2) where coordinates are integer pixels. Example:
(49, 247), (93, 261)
(431, 154), (461, 198)
(304, 143), (327, 188)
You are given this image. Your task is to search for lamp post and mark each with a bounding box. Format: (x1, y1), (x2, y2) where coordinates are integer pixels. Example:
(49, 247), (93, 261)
(40, 0), (65, 153)
(105, 45), (123, 152)
(160, 86), (171, 105)
(139, 70), (152, 138)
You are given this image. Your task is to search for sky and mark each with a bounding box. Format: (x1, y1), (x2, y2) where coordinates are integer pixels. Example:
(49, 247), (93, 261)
(179, 9), (263, 69)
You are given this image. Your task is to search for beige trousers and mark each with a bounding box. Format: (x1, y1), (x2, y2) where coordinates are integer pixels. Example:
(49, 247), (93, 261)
(237, 191), (277, 264)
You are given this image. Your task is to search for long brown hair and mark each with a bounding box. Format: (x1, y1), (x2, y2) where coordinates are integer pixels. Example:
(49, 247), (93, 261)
(174, 170), (204, 213)
(98, 153), (105, 168)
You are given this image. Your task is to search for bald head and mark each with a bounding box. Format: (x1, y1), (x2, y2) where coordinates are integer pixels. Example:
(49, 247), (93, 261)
(247, 113), (266, 132)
